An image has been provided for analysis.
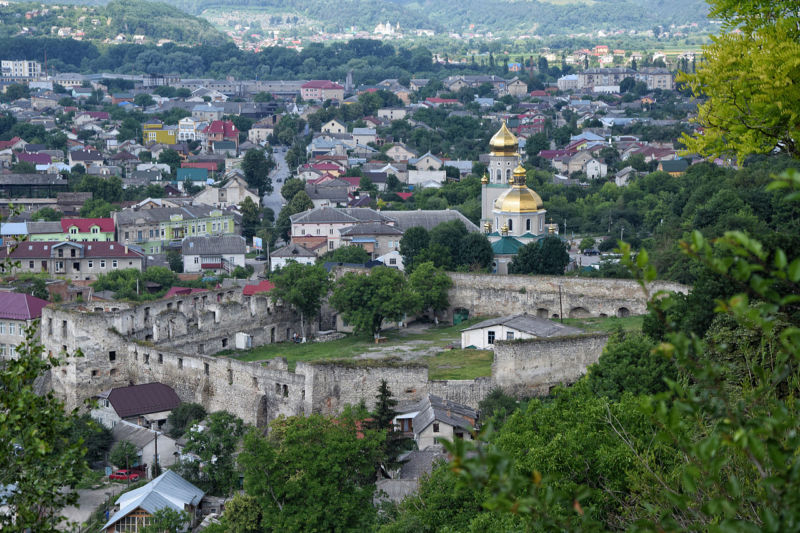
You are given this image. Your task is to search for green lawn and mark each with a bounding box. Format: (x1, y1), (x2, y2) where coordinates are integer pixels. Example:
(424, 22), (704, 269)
(223, 318), (485, 371)
(218, 315), (637, 378)
(423, 349), (493, 380)
(562, 315), (643, 333)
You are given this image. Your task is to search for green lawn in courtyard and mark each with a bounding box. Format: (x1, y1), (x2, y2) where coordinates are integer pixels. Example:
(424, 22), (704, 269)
(423, 349), (494, 380)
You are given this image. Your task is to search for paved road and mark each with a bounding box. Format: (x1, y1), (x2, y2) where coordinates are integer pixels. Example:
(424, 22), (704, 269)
(59, 483), (124, 530)
(263, 147), (288, 219)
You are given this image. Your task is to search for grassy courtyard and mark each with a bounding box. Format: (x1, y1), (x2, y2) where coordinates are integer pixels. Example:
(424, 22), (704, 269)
(219, 315), (642, 380)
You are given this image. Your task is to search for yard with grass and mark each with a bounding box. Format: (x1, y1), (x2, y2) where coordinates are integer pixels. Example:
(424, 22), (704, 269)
(220, 314), (642, 380)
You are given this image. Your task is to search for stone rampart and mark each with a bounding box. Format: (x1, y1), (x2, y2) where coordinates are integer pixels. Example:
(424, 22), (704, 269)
(492, 333), (609, 396)
(427, 378), (494, 409)
(447, 273), (688, 319)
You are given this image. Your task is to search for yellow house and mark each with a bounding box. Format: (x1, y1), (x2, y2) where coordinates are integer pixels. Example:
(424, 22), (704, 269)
(142, 119), (177, 145)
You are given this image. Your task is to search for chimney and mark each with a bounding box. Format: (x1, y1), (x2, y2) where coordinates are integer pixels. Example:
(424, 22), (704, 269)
(124, 245), (128, 254)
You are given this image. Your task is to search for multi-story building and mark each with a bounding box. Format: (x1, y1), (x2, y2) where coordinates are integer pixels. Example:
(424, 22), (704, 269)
(0, 241), (143, 281)
(1, 60), (42, 80)
(181, 235), (246, 274)
(142, 119), (178, 145)
(0, 292), (49, 360)
(113, 205), (236, 254)
(202, 120), (238, 153)
(28, 218), (115, 242)
(578, 67), (674, 91)
(301, 80), (345, 102)
(177, 117), (206, 142)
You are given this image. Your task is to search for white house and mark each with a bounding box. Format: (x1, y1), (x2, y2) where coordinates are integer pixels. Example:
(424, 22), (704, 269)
(182, 235), (246, 273)
(91, 383), (181, 430)
(407, 170), (446, 186)
(394, 395), (477, 450)
(321, 119), (346, 134)
(375, 250), (404, 270)
(110, 420), (179, 476)
(460, 313), (582, 350)
(585, 158), (609, 179)
(193, 175), (260, 209)
(270, 242), (316, 271)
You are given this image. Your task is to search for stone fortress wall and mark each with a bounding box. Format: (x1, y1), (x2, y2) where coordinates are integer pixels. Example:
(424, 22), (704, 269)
(41, 274), (689, 425)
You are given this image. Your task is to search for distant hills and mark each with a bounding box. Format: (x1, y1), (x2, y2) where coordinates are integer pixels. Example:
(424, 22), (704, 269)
(0, 0), (226, 45)
(8, 0), (710, 41)
(169, 0), (710, 35)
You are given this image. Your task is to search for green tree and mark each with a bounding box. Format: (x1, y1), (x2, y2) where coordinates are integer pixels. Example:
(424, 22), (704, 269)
(239, 196), (260, 242)
(359, 175), (378, 197)
(166, 250), (184, 273)
(241, 148), (274, 195)
(157, 149), (182, 176)
(215, 493), (262, 533)
(280, 178), (304, 203)
(330, 267), (421, 338)
(399, 226), (429, 272)
(178, 411), (244, 496)
(0, 322), (88, 531)
(270, 262), (330, 342)
(458, 232), (494, 271)
(321, 245), (370, 265)
(32, 207), (62, 221)
(579, 237), (596, 251)
(240, 413), (383, 531)
(31, 278), (49, 301)
(140, 508), (188, 533)
(586, 331), (673, 400)
(509, 236), (570, 275)
(166, 402), (206, 438)
(109, 440), (138, 470)
(67, 414), (112, 464)
(408, 261), (452, 323)
(134, 94), (155, 108)
(680, 0), (800, 161)
(79, 198), (115, 218)
(12, 161), (36, 174)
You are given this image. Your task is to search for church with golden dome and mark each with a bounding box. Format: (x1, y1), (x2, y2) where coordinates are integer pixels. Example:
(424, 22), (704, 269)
(482, 122), (553, 273)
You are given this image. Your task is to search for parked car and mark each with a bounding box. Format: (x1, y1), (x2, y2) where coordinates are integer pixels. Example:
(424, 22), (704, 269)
(109, 469), (140, 482)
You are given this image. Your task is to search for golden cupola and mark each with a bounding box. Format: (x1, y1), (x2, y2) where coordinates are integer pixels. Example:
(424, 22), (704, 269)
(493, 164), (543, 213)
(489, 121), (518, 157)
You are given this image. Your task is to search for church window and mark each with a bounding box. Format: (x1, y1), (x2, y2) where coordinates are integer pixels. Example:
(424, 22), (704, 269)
(496, 169), (502, 182)
(526, 219), (531, 231)
(506, 169), (511, 181)
(539, 217), (543, 232)
(508, 219), (513, 231)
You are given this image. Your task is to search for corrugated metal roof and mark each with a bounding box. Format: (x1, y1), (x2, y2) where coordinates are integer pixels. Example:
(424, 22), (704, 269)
(461, 313), (582, 337)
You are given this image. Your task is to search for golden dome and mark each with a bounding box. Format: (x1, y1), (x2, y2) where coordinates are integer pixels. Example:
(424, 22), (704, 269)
(481, 173), (489, 185)
(489, 121), (518, 156)
(494, 165), (544, 213)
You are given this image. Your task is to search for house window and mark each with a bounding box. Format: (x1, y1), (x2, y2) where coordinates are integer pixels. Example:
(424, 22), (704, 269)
(91, 227), (99, 234)
(100, 260), (106, 268)
(487, 330), (496, 344)
(194, 257), (199, 264)
(433, 423), (440, 433)
(125, 232), (129, 240)
(88, 260), (93, 268)
(28, 261), (34, 269)
(329, 228), (333, 234)
(506, 331), (515, 340)
(112, 260), (118, 268)
(58, 249), (63, 258)
(0, 322), (5, 334)
(389, 258), (396, 265)
(109, 351), (116, 361)
(69, 227), (78, 235)
(9, 323), (14, 336)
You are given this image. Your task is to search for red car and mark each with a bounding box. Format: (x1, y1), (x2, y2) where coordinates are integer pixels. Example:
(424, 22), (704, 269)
(109, 470), (140, 482)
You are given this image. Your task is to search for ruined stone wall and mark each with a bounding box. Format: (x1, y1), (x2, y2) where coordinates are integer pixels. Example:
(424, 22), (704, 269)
(447, 273), (688, 318)
(427, 377), (494, 410)
(297, 362), (430, 416)
(492, 333), (609, 396)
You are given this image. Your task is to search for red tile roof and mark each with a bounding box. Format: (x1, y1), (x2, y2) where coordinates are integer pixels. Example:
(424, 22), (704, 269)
(163, 287), (208, 298)
(0, 292), (49, 320)
(395, 192), (413, 201)
(311, 163), (341, 171)
(61, 218), (114, 233)
(243, 280), (275, 296)
(104, 383), (181, 418)
(203, 120), (238, 137)
(302, 80), (344, 90)
(0, 137), (23, 150)
(17, 152), (51, 165)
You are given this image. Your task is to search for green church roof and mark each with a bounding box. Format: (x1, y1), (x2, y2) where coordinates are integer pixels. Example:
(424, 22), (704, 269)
(492, 236), (524, 255)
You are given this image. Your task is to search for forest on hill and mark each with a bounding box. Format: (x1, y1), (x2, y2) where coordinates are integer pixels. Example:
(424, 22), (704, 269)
(0, 0), (225, 44)
(27, 0), (709, 36)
